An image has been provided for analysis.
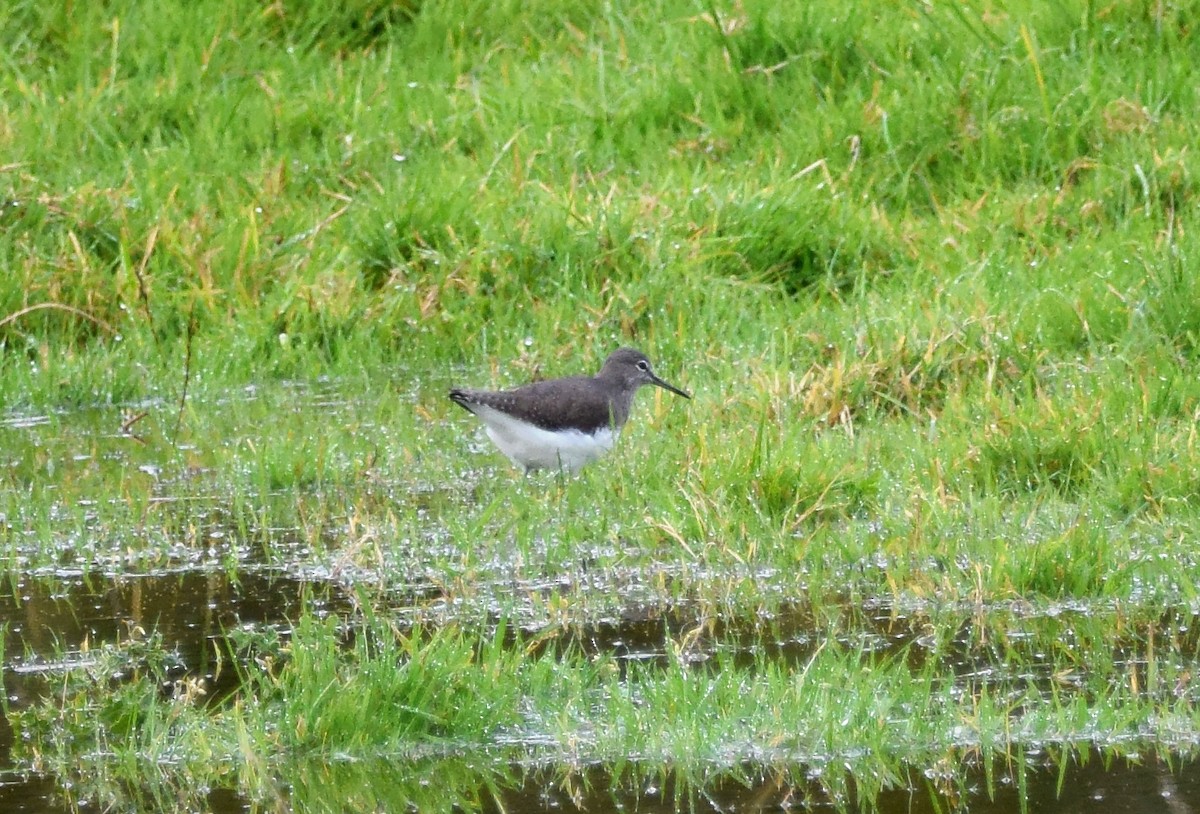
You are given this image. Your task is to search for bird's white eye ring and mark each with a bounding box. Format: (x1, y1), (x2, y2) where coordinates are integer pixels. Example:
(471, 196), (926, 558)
(637, 360), (650, 371)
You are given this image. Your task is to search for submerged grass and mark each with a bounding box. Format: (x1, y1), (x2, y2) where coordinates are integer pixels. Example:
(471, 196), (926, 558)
(4, 0), (1200, 810)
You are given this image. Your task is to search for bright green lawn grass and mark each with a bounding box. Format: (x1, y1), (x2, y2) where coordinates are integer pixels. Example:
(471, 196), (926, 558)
(3, 0), (1200, 810)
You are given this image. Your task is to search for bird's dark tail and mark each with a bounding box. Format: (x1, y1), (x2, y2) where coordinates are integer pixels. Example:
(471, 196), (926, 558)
(448, 389), (475, 412)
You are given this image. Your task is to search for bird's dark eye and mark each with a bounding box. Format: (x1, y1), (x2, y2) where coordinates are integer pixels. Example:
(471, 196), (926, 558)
(637, 361), (650, 371)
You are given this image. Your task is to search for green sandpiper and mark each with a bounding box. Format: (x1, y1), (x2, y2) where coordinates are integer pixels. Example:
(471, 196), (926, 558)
(449, 347), (690, 473)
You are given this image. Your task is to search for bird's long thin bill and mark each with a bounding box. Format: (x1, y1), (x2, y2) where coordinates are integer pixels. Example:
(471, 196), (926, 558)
(651, 375), (690, 399)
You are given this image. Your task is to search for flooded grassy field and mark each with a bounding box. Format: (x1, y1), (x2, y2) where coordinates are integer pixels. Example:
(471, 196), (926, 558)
(6, 380), (1200, 813)
(5, 0), (1200, 810)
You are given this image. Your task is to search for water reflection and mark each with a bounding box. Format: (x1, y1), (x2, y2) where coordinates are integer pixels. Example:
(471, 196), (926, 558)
(0, 571), (356, 709)
(5, 570), (1199, 704)
(3, 752), (1199, 813)
(500, 756), (1200, 813)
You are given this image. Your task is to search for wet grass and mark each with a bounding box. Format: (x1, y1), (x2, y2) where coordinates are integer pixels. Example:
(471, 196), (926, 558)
(4, 0), (1200, 811)
(11, 605), (1200, 811)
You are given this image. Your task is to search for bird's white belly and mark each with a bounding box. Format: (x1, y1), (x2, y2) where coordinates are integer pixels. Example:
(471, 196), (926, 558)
(471, 404), (615, 472)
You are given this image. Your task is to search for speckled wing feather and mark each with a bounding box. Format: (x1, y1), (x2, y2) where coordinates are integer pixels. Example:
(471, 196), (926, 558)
(449, 376), (625, 434)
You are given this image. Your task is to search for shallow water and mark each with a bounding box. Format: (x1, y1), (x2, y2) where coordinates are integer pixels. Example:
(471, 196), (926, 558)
(500, 757), (1200, 813)
(4, 391), (1200, 813)
(0, 570), (355, 705)
(4, 751), (1200, 813)
(2, 565), (1198, 812)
